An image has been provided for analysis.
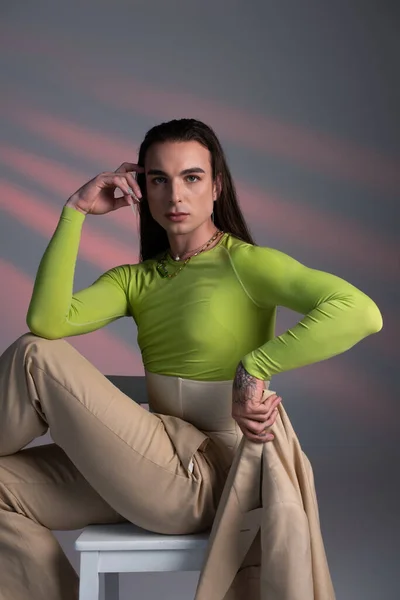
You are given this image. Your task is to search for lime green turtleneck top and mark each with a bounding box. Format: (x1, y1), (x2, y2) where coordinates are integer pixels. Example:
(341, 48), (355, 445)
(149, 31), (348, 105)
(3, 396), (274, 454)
(26, 206), (383, 381)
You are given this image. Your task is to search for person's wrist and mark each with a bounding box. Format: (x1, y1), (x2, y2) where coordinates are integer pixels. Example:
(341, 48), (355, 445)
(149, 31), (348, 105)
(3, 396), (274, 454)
(64, 197), (87, 215)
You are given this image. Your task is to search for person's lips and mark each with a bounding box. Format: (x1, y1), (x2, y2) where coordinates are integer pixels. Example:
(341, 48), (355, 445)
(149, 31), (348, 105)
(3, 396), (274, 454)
(165, 212), (189, 221)
(166, 212), (189, 216)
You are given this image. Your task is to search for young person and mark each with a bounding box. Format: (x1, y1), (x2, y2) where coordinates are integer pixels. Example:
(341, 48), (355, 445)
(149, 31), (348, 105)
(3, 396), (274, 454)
(0, 119), (382, 599)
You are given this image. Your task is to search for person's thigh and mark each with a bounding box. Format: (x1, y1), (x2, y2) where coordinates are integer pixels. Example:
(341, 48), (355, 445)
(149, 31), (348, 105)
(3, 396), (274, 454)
(0, 444), (123, 530)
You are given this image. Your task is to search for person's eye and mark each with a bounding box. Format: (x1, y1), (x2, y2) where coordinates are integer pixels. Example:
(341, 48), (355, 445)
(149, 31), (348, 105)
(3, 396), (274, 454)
(186, 175), (200, 183)
(152, 177), (167, 184)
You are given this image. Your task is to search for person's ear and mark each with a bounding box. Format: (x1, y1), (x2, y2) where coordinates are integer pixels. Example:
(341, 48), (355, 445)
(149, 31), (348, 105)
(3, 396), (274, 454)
(213, 173), (222, 201)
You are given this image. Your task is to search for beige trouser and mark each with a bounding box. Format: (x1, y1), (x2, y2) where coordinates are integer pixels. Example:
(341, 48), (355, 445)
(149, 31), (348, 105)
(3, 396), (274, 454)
(0, 334), (232, 600)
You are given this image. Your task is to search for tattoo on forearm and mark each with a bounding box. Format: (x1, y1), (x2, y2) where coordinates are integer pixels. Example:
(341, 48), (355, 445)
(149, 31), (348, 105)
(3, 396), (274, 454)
(233, 361), (258, 405)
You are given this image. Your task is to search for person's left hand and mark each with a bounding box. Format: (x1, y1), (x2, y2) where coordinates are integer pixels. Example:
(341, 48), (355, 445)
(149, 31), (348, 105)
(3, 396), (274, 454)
(232, 361), (281, 443)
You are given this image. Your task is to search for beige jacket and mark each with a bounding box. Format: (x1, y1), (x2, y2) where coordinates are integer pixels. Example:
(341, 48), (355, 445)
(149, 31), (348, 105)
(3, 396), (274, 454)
(194, 389), (337, 600)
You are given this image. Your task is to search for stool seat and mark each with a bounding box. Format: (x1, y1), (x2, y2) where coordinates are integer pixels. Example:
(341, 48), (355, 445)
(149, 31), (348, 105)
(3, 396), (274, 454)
(76, 522), (210, 552)
(75, 523), (210, 600)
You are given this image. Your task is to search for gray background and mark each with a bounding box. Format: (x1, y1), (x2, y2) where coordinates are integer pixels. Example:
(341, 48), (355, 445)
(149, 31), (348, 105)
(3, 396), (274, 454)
(0, 0), (399, 598)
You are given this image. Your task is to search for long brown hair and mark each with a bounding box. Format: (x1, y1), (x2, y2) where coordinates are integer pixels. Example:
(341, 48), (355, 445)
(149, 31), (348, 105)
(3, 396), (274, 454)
(136, 118), (255, 261)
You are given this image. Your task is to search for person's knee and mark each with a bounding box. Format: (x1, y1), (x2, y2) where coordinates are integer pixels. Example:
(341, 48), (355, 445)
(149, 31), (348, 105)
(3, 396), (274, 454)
(17, 332), (60, 348)
(13, 332), (66, 359)
(2, 333), (70, 384)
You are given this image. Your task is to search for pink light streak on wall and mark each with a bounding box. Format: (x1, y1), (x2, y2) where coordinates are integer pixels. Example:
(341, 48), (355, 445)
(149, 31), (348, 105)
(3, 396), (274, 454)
(0, 180), (137, 272)
(5, 109), (397, 281)
(8, 109), (137, 167)
(0, 144), (140, 243)
(0, 258), (143, 376)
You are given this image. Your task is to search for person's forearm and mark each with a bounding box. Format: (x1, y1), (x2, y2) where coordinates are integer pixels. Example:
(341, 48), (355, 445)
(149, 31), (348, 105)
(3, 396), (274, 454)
(26, 206), (86, 338)
(242, 290), (383, 380)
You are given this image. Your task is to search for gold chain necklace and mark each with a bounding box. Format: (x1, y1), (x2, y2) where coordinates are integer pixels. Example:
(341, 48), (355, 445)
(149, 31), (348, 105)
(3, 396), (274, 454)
(156, 230), (223, 279)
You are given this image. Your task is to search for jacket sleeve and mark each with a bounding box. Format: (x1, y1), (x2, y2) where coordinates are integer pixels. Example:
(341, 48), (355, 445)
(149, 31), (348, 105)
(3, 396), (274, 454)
(231, 244), (383, 380)
(26, 206), (131, 339)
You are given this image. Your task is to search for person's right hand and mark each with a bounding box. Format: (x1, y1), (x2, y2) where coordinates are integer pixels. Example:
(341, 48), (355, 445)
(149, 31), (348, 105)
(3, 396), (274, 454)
(232, 362), (281, 444)
(65, 162), (144, 215)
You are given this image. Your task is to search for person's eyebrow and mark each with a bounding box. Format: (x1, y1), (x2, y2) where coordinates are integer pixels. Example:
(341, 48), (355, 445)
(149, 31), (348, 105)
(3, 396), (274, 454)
(146, 167), (206, 176)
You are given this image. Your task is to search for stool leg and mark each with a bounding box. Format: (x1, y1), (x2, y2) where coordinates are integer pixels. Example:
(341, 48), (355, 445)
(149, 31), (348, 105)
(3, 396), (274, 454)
(79, 552), (100, 600)
(104, 573), (119, 600)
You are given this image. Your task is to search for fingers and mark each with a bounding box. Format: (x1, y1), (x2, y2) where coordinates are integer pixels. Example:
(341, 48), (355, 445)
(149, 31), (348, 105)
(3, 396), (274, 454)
(241, 419), (276, 444)
(113, 164), (144, 202)
(241, 426), (275, 444)
(245, 433), (274, 444)
(115, 162), (145, 174)
(115, 163), (144, 199)
(124, 171), (142, 201)
(112, 175), (139, 207)
(240, 408), (278, 436)
(241, 394), (282, 418)
(262, 392), (282, 408)
(99, 173), (141, 207)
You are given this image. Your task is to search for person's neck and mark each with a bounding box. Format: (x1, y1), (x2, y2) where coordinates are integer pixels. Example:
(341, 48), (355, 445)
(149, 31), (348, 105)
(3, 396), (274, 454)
(168, 224), (219, 260)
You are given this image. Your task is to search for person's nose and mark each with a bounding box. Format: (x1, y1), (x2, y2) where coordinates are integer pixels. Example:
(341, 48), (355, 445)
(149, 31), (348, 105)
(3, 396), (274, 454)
(169, 179), (182, 204)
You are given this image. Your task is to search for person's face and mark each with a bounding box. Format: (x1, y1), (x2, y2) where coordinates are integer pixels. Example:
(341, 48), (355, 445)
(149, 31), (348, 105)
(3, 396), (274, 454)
(144, 140), (219, 235)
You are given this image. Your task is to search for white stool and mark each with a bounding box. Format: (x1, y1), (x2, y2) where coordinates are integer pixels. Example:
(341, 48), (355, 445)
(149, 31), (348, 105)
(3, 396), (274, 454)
(75, 523), (209, 600)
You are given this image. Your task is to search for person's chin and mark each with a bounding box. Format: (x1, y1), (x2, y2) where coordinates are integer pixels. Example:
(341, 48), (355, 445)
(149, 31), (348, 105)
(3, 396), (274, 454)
(163, 218), (191, 233)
